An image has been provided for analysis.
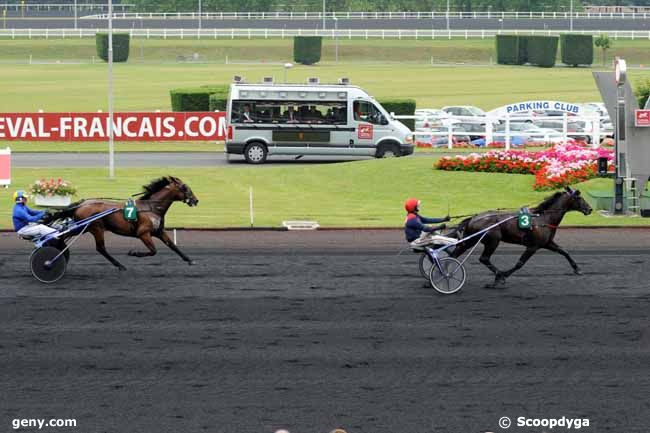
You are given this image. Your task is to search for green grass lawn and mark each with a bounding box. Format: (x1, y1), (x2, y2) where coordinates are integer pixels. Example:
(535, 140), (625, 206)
(2, 158), (647, 229)
(2, 62), (649, 112)
(2, 38), (650, 152)
(3, 38), (650, 66)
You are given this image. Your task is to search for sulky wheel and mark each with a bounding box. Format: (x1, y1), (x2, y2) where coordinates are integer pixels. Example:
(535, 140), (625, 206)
(30, 246), (67, 284)
(428, 257), (466, 295)
(418, 253), (433, 280)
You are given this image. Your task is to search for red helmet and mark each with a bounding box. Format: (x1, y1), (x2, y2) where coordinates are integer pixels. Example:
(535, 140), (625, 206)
(404, 198), (420, 213)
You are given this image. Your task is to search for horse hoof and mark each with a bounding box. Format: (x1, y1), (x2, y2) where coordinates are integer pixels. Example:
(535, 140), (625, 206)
(574, 269), (583, 276)
(188, 260), (196, 266)
(118, 265), (127, 271)
(127, 250), (136, 257)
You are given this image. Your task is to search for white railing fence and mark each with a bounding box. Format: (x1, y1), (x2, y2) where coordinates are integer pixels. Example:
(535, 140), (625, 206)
(394, 113), (609, 150)
(1, 28), (649, 40)
(0, 3), (134, 12)
(82, 11), (650, 20)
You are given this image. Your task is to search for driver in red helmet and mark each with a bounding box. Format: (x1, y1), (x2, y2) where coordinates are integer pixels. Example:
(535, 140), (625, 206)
(404, 198), (454, 245)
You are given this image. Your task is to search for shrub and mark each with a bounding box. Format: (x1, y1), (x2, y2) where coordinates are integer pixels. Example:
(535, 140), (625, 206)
(378, 98), (416, 131)
(560, 34), (593, 66)
(293, 36), (322, 65)
(526, 35), (558, 68)
(517, 35), (529, 65)
(170, 85), (229, 112)
(208, 92), (229, 112)
(95, 32), (130, 63)
(594, 34), (612, 66)
(496, 35), (520, 65)
(634, 77), (650, 108)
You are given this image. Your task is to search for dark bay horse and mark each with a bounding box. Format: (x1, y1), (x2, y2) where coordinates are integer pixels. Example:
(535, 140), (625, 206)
(53, 176), (198, 270)
(451, 187), (593, 287)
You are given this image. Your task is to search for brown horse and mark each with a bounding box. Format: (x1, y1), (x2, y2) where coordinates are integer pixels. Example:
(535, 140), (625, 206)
(52, 176), (199, 270)
(451, 187), (593, 288)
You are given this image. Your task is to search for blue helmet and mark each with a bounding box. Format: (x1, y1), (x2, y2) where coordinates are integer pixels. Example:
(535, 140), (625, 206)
(13, 190), (27, 203)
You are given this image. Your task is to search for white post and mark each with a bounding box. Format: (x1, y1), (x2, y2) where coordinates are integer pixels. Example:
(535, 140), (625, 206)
(485, 119), (493, 145)
(591, 114), (600, 148)
(562, 112), (568, 143)
(249, 186), (254, 227)
(447, 123), (453, 149)
(505, 115), (511, 150)
(173, 228), (177, 245)
(446, 0), (450, 31)
(108, 0), (114, 179)
(334, 16), (338, 62)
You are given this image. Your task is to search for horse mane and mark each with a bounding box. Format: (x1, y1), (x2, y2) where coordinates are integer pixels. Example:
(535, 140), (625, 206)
(533, 191), (564, 213)
(140, 176), (174, 199)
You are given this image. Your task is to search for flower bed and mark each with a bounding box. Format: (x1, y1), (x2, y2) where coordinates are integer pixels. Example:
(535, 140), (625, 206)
(435, 143), (614, 190)
(30, 178), (77, 197)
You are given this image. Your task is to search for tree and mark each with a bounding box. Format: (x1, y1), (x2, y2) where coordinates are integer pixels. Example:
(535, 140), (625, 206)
(594, 34), (611, 67)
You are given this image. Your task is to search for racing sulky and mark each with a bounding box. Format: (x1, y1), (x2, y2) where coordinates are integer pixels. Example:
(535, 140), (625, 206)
(451, 187), (592, 288)
(50, 176), (199, 270)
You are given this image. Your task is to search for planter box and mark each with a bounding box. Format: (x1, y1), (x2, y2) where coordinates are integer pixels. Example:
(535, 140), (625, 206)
(33, 194), (72, 208)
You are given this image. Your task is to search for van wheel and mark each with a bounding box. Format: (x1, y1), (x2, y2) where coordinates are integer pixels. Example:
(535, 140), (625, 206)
(375, 142), (401, 158)
(244, 142), (267, 164)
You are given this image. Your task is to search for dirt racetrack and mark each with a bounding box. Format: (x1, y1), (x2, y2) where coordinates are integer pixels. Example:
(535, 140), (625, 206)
(1, 229), (649, 433)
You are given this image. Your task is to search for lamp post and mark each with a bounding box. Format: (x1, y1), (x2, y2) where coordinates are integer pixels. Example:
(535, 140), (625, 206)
(198, 0), (202, 30)
(570, 0), (574, 31)
(322, 0), (326, 30)
(108, 0), (114, 179)
(613, 57), (627, 214)
(73, 0), (77, 30)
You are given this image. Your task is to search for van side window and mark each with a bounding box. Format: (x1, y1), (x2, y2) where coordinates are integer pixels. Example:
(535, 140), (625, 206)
(353, 101), (384, 125)
(231, 100), (348, 125)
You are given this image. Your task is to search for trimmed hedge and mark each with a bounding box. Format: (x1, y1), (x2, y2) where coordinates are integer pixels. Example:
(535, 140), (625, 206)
(560, 34), (593, 66)
(378, 98), (416, 131)
(95, 33), (130, 63)
(526, 35), (558, 68)
(293, 36), (322, 65)
(170, 85), (229, 112)
(496, 35), (520, 65)
(518, 36), (529, 65)
(208, 92), (229, 112)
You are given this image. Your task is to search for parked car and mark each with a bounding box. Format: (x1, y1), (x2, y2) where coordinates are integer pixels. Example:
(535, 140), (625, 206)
(441, 105), (486, 118)
(453, 121), (488, 141)
(494, 122), (564, 144)
(584, 102), (610, 121)
(414, 108), (449, 130)
(532, 119), (591, 143)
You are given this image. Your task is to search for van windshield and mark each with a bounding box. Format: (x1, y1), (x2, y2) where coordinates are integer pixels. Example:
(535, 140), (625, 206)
(231, 100), (348, 125)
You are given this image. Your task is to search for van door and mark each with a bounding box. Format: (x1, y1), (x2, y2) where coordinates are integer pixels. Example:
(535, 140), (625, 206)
(350, 100), (391, 156)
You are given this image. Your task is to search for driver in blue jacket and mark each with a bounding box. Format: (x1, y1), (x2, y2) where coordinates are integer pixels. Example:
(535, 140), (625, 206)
(404, 197), (455, 245)
(12, 190), (56, 239)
